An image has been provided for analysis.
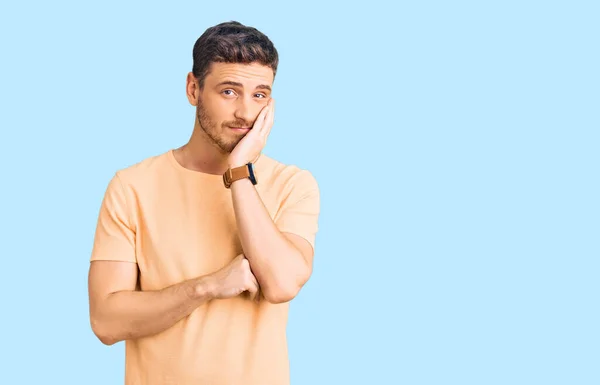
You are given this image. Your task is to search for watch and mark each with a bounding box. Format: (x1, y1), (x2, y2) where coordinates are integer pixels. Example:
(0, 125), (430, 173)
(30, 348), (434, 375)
(223, 163), (258, 188)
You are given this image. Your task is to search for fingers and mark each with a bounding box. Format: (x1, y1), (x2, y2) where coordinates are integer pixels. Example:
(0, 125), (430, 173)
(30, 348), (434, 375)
(237, 256), (259, 302)
(247, 272), (260, 302)
(253, 103), (270, 132)
(255, 99), (274, 138)
(262, 99), (275, 138)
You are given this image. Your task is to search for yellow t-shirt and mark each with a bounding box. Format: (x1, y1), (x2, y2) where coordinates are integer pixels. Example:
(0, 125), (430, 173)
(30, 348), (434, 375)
(90, 149), (320, 385)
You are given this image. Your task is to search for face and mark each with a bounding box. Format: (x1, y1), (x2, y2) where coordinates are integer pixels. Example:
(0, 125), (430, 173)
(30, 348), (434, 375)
(187, 62), (274, 153)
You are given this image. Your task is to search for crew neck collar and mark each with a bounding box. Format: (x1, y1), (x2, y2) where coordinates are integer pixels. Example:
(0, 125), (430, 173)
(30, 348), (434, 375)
(167, 149), (264, 179)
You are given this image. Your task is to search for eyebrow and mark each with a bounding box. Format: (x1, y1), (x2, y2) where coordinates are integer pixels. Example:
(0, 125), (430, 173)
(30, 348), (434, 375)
(215, 80), (272, 92)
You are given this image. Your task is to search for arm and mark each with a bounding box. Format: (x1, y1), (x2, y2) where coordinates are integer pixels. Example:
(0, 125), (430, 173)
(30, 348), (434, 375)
(230, 178), (314, 303)
(88, 260), (212, 345)
(227, 98), (320, 303)
(89, 173), (259, 345)
(88, 255), (258, 346)
(88, 174), (204, 345)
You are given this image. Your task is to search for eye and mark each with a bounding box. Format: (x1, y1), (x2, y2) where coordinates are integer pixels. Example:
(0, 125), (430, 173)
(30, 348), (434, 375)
(255, 93), (267, 99)
(222, 89), (236, 96)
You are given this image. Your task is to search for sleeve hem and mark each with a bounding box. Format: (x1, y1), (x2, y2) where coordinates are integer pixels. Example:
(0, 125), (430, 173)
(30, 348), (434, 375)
(90, 257), (137, 264)
(280, 229), (316, 251)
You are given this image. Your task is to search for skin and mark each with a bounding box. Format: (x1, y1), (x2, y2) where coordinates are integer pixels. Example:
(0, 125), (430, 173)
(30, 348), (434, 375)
(173, 62), (274, 174)
(88, 62), (314, 346)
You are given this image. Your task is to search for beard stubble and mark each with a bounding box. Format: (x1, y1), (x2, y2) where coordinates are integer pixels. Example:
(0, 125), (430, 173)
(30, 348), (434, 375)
(196, 97), (251, 154)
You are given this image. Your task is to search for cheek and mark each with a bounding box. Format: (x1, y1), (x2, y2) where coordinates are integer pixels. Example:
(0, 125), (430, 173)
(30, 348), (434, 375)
(199, 98), (222, 123)
(253, 104), (267, 119)
(210, 98), (234, 120)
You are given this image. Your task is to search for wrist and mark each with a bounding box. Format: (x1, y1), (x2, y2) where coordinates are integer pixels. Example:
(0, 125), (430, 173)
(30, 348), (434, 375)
(223, 161), (258, 188)
(228, 153), (260, 168)
(193, 276), (217, 300)
(227, 153), (247, 167)
(228, 159), (247, 168)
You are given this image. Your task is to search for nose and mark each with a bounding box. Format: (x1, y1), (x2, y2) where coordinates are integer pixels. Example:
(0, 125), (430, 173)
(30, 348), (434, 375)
(233, 96), (257, 126)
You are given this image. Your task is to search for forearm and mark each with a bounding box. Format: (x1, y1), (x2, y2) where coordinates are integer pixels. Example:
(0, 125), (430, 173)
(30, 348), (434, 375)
(91, 276), (213, 345)
(230, 178), (309, 302)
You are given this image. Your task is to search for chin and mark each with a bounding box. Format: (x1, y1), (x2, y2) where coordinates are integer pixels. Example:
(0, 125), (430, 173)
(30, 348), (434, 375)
(219, 142), (238, 154)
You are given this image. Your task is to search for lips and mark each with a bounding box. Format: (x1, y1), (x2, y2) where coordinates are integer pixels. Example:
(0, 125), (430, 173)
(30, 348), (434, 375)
(230, 126), (251, 133)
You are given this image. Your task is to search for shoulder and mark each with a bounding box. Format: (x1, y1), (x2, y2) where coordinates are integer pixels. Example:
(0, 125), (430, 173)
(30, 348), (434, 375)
(257, 153), (319, 197)
(112, 150), (171, 187)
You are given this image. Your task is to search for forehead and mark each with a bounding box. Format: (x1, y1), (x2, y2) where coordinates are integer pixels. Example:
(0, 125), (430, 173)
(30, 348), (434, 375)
(205, 62), (274, 87)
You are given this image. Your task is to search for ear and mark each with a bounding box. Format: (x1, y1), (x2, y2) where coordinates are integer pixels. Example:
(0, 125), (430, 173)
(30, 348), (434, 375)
(186, 72), (200, 106)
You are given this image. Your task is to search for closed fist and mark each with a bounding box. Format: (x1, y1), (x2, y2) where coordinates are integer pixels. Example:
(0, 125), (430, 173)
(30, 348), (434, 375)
(209, 254), (260, 301)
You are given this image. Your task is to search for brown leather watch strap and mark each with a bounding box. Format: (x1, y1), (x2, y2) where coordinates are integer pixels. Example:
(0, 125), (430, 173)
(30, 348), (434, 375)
(223, 163), (256, 188)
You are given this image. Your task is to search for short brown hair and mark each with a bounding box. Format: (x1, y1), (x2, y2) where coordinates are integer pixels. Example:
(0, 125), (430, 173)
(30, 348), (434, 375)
(192, 21), (279, 89)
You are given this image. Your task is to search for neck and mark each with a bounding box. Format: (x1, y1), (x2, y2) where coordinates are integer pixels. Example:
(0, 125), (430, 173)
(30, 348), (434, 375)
(174, 118), (230, 175)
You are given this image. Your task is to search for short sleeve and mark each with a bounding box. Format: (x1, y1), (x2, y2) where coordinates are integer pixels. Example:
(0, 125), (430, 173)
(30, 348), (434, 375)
(90, 172), (137, 263)
(275, 170), (321, 250)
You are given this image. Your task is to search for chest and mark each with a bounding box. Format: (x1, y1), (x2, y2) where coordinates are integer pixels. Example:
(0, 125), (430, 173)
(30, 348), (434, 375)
(133, 182), (275, 290)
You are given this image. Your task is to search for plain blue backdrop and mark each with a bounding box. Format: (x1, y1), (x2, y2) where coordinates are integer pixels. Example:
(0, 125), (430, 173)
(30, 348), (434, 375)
(0, 1), (598, 384)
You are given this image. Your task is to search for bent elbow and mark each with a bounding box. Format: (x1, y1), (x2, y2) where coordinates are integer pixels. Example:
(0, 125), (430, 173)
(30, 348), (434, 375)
(261, 268), (311, 304)
(97, 334), (117, 346)
(263, 283), (301, 304)
(263, 291), (295, 304)
(91, 318), (118, 346)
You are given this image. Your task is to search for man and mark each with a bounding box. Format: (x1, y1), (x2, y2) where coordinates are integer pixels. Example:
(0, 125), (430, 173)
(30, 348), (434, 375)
(88, 21), (320, 385)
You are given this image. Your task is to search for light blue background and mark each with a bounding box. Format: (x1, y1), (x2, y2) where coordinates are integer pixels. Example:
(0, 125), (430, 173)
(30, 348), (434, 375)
(0, 1), (598, 384)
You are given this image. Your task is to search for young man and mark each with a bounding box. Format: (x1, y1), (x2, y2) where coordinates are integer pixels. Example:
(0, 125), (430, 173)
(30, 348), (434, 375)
(88, 21), (320, 384)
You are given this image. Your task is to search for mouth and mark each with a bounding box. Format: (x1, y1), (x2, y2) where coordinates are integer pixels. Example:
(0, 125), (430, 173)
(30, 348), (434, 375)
(230, 127), (251, 133)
